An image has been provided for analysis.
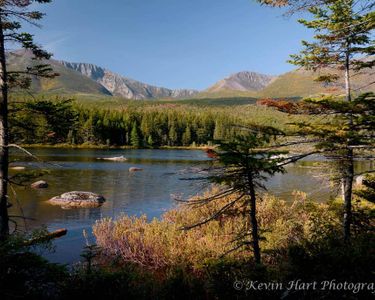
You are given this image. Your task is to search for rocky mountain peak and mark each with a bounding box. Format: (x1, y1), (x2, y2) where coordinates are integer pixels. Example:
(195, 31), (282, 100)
(207, 71), (276, 93)
(59, 61), (199, 100)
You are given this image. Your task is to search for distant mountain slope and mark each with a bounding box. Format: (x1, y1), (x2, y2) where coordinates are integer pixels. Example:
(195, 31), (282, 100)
(258, 68), (375, 98)
(60, 61), (198, 100)
(198, 67), (374, 99)
(207, 71), (276, 93)
(7, 51), (112, 96)
(7, 50), (374, 100)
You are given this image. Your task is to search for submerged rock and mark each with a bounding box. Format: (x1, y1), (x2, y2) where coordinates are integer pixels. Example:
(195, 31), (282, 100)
(97, 155), (127, 162)
(31, 180), (48, 189)
(48, 191), (105, 209)
(129, 167), (143, 172)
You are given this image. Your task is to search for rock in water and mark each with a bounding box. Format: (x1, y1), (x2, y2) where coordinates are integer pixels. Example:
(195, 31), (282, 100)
(97, 155), (128, 162)
(11, 166), (26, 171)
(356, 175), (364, 186)
(31, 180), (48, 189)
(129, 167), (143, 172)
(48, 191), (105, 209)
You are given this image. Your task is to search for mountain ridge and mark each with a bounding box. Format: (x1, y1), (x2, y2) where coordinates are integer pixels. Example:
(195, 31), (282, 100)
(198, 67), (374, 99)
(7, 51), (113, 96)
(59, 61), (199, 100)
(7, 50), (375, 100)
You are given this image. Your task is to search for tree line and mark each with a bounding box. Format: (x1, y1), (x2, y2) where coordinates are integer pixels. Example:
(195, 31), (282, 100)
(9, 100), (253, 147)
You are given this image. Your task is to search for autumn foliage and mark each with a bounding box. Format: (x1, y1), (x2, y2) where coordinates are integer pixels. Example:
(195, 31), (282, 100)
(256, 98), (300, 113)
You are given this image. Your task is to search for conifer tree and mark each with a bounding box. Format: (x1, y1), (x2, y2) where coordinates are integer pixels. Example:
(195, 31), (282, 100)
(168, 123), (178, 146)
(286, 0), (374, 241)
(182, 125), (192, 146)
(213, 120), (225, 141)
(0, 0), (57, 239)
(130, 121), (141, 148)
(182, 127), (289, 264)
(257, 0), (374, 14)
(147, 135), (154, 147)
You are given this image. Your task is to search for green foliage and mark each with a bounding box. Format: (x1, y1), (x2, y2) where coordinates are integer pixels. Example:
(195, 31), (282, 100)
(293, 93), (375, 152)
(9, 100), (78, 143)
(130, 121), (141, 147)
(289, 0), (374, 89)
(285, 92), (375, 239)
(355, 174), (375, 204)
(282, 0), (375, 243)
(180, 130), (289, 263)
(208, 132), (287, 187)
(182, 125), (192, 146)
(10, 99), (78, 144)
(9, 98), (308, 147)
(1, 1), (58, 90)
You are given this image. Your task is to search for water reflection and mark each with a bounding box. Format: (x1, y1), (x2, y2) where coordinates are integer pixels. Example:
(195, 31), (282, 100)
(8, 148), (372, 264)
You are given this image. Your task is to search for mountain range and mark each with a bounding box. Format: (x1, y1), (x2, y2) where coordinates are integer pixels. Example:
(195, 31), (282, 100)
(8, 50), (198, 99)
(59, 61), (199, 99)
(7, 51), (375, 100)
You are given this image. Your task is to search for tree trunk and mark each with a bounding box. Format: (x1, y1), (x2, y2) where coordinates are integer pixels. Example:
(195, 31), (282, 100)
(248, 176), (261, 264)
(344, 50), (352, 102)
(343, 47), (353, 241)
(343, 150), (354, 242)
(0, 13), (9, 240)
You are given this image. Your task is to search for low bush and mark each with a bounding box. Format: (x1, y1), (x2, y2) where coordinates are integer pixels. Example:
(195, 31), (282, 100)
(93, 189), (340, 271)
(92, 188), (374, 299)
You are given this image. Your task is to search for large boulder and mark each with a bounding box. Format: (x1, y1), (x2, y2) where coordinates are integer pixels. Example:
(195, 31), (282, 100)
(31, 180), (48, 189)
(48, 191), (105, 209)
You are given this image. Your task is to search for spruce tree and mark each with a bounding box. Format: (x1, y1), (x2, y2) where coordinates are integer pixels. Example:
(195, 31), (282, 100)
(183, 128), (288, 264)
(130, 121), (141, 148)
(0, 0), (57, 239)
(147, 135), (154, 147)
(182, 126), (192, 146)
(168, 123), (178, 146)
(288, 0), (374, 241)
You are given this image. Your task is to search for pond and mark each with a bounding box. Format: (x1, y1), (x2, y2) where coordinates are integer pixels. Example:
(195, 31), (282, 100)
(9, 148), (367, 264)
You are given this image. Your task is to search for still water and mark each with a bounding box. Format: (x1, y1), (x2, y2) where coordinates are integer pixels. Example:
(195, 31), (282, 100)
(8, 148), (353, 264)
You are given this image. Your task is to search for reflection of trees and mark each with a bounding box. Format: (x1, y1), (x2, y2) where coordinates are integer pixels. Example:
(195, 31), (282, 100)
(12, 151), (373, 233)
(267, 162), (333, 201)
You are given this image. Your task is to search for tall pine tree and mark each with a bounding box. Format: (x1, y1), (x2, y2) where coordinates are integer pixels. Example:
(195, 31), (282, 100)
(260, 0), (375, 241)
(0, 0), (57, 239)
(130, 121), (141, 148)
(290, 0), (374, 241)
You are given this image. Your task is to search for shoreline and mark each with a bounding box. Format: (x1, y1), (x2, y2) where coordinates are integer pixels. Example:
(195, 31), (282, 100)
(19, 143), (211, 151)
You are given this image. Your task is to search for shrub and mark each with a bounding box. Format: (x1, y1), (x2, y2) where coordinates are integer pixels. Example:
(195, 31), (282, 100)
(93, 189), (340, 271)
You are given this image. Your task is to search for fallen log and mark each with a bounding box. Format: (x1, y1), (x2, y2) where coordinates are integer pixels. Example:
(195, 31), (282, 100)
(24, 228), (68, 246)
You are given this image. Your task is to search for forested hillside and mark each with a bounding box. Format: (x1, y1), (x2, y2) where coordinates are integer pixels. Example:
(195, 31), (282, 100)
(9, 99), (304, 147)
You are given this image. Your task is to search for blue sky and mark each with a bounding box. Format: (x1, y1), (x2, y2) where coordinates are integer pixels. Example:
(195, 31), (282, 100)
(25, 0), (311, 90)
